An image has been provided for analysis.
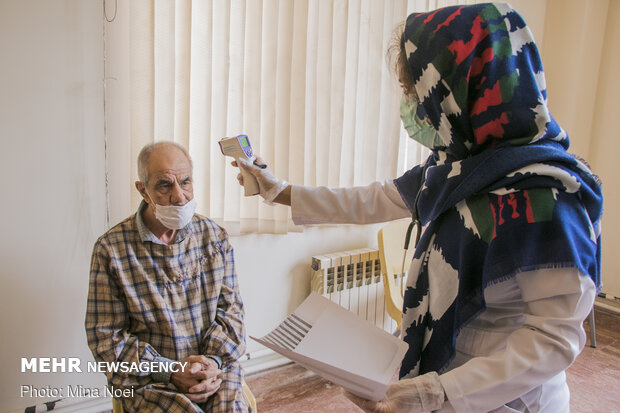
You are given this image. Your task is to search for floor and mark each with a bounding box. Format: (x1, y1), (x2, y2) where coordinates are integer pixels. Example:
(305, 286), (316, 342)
(246, 305), (620, 413)
(565, 306), (620, 412)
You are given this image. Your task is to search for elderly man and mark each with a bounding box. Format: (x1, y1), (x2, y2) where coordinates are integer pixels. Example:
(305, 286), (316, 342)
(85, 141), (249, 412)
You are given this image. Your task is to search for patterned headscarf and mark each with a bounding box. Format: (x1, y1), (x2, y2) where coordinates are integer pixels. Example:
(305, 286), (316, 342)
(393, 3), (603, 378)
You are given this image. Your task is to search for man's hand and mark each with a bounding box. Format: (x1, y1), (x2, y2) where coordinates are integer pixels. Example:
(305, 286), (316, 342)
(185, 375), (223, 403)
(185, 356), (222, 403)
(170, 355), (221, 396)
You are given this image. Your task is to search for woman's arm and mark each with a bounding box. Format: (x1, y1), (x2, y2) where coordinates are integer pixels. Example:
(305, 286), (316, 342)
(290, 180), (410, 225)
(236, 158), (411, 225)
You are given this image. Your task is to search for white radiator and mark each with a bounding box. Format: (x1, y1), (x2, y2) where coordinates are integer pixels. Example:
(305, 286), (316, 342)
(311, 248), (398, 333)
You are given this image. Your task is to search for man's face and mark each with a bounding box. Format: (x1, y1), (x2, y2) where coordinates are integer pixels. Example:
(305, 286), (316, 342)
(141, 147), (193, 207)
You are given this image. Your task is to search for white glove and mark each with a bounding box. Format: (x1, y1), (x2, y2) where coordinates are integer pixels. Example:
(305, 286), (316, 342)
(344, 372), (445, 413)
(237, 157), (288, 204)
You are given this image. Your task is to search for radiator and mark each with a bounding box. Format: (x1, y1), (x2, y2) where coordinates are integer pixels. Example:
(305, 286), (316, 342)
(311, 248), (398, 333)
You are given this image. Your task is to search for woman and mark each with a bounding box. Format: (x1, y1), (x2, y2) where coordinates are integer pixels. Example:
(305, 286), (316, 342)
(236, 3), (602, 412)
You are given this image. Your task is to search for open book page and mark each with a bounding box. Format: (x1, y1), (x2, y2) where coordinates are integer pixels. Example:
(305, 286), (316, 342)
(251, 292), (408, 401)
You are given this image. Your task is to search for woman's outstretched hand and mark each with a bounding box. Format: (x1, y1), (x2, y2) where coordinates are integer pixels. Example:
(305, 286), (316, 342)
(233, 156), (289, 204)
(343, 372), (445, 413)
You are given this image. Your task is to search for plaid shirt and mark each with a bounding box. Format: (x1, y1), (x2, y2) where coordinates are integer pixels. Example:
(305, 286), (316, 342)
(85, 202), (246, 393)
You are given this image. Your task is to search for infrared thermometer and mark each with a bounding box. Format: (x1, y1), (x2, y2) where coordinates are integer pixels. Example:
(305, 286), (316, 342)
(219, 135), (261, 196)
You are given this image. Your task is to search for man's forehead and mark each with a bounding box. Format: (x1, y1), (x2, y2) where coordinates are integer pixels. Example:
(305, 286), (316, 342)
(148, 146), (192, 177)
(151, 169), (192, 182)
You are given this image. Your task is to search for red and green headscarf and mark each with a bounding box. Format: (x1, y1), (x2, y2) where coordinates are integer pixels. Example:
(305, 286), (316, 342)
(404, 2), (566, 157)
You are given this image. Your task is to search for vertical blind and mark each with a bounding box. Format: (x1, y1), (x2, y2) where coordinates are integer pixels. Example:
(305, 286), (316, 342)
(114, 0), (458, 234)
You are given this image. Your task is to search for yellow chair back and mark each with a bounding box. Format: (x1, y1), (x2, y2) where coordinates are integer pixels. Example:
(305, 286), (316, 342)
(378, 219), (415, 333)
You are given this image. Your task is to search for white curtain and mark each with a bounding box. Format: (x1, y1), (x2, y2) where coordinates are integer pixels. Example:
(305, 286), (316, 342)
(108, 0), (446, 234)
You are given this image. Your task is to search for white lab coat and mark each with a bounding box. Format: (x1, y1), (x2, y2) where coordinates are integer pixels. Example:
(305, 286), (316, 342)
(291, 181), (595, 413)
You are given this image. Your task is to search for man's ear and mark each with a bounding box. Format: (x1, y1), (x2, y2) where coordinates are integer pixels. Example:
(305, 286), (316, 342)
(135, 181), (150, 203)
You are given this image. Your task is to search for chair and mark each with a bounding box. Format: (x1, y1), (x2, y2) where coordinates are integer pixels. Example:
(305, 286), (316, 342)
(242, 378), (257, 411)
(112, 378), (257, 412)
(112, 398), (124, 413)
(378, 219), (416, 334)
(588, 307), (596, 348)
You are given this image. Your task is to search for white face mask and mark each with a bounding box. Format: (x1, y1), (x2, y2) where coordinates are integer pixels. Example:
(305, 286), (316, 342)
(153, 198), (196, 230)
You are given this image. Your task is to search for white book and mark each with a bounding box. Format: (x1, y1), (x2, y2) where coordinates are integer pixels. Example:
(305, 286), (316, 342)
(251, 292), (408, 401)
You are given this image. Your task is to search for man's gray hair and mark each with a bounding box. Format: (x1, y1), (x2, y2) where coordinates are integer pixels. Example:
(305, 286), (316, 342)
(137, 141), (193, 184)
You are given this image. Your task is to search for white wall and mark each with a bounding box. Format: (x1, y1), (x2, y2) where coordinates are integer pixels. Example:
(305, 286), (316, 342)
(540, 0), (609, 161)
(0, 1), (106, 412)
(541, 0), (620, 298)
(588, 0), (620, 298)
